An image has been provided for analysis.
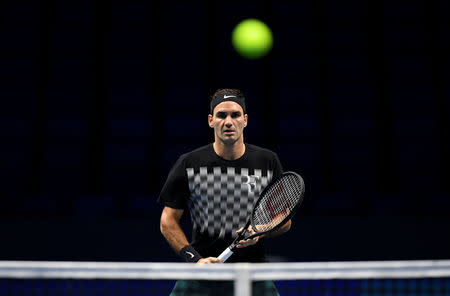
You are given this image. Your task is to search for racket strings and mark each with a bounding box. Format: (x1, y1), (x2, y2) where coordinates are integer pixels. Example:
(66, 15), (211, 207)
(252, 174), (304, 232)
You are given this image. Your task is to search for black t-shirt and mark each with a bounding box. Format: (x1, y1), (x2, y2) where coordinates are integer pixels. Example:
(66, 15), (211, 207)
(158, 143), (283, 262)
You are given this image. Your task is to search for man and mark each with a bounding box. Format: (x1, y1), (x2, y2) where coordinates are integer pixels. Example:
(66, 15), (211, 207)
(158, 88), (291, 295)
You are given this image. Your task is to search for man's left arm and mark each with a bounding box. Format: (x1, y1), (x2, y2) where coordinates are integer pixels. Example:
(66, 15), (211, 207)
(236, 220), (291, 248)
(261, 219), (291, 238)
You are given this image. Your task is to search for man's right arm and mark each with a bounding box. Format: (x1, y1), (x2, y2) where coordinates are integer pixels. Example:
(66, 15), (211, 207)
(160, 206), (189, 252)
(160, 206), (221, 264)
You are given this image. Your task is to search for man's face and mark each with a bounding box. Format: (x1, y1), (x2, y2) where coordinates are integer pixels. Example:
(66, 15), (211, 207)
(208, 101), (248, 145)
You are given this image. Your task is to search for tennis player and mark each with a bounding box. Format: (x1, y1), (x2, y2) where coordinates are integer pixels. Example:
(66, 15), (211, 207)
(158, 89), (291, 295)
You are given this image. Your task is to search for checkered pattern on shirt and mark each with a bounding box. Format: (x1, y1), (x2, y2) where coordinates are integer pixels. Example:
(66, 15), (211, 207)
(186, 166), (273, 238)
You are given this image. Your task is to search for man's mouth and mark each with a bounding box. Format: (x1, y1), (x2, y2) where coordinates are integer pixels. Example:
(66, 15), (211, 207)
(223, 129), (235, 135)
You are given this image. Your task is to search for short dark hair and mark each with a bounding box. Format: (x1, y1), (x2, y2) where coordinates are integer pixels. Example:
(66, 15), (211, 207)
(210, 89), (246, 114)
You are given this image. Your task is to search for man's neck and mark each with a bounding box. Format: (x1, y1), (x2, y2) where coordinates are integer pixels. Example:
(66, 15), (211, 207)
(213, 140), (246, 161)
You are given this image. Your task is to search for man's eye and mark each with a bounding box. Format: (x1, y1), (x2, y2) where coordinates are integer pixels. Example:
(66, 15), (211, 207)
(231, 113), (241, 118)
(216, 113), (226, 118)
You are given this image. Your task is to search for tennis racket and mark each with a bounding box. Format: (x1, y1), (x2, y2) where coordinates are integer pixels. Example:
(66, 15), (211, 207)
(218, 171), (305, 262)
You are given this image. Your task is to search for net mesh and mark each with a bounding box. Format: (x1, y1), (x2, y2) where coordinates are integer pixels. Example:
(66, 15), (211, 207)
(0, 279), (176, 296)
(252, 173), (305, 232)
(1, 261), (449, 296)
(1, 278), (450, 296)
(276, 278), (450, 296)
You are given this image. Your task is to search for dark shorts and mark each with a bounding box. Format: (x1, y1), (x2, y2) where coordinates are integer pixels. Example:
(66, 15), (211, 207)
(169, 280), (279, 296)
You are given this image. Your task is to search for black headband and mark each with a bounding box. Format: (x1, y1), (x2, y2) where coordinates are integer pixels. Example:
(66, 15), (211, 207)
(210, 93), (246, 114)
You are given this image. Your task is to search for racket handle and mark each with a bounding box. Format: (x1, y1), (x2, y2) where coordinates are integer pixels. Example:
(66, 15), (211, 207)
(218, 247), (233, 262)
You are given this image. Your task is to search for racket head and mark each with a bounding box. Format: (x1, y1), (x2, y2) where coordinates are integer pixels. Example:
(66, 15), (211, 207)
(249, 171), (305, 236)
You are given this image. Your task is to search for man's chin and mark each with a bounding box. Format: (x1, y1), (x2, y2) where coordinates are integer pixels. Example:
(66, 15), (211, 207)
(219, 137), (238, 145)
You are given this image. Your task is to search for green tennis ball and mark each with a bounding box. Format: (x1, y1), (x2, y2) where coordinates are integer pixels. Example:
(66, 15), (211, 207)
(232, 19), (273, 59)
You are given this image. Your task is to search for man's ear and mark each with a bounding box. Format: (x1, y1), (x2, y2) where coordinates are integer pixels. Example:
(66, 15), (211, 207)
(208, 114), (214, 128)
(243, 114), (248, 127)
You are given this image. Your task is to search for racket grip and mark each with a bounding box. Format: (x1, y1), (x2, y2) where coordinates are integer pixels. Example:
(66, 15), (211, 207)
(218, 247), (233, 262)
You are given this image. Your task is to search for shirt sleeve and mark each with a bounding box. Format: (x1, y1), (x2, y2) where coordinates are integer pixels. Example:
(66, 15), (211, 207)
(157, 156), (191, 209)
(272, 153), (283, 180)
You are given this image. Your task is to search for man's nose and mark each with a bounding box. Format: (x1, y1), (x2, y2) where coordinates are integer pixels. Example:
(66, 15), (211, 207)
(225, 116), (233, 126)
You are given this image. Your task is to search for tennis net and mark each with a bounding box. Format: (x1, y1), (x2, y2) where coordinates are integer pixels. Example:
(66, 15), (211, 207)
(0, 260), (449, 296)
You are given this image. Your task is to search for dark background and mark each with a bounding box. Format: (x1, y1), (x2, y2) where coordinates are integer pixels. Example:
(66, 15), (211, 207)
(1, 0), (449, 262)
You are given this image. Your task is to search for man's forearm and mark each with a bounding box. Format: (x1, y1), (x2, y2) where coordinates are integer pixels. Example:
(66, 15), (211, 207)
(160, 218), (190, 253)
(262, 219), (291, 239)
(160, 206), (190, 254)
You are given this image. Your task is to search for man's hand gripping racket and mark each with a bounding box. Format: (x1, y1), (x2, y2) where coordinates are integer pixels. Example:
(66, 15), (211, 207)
(218, 171), (305, 262)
